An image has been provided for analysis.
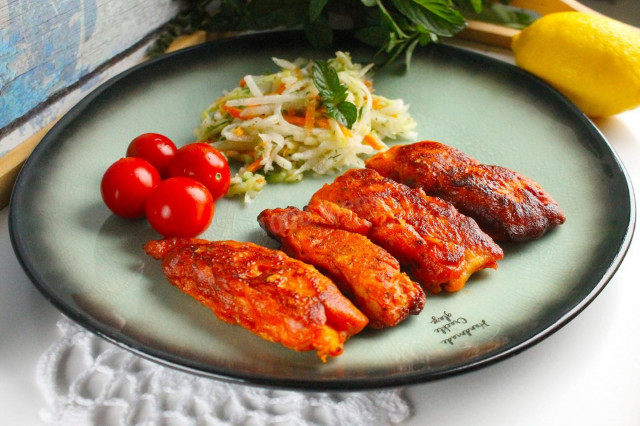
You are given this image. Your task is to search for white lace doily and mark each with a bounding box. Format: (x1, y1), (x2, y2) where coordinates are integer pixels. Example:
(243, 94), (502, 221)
(37, 318), (411, 425)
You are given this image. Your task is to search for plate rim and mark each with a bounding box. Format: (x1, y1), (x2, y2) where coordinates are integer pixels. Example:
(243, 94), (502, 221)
(9, 31), (637, 390)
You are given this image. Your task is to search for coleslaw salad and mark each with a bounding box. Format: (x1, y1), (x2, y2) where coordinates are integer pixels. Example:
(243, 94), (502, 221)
(195, 52), (417, 201)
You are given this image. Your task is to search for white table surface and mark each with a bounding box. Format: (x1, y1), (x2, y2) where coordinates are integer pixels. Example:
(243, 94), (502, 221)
(2, 49), (639, 425)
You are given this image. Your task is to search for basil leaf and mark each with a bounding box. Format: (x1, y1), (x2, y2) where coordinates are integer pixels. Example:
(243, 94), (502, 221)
(304, 14), (334, 49)
(469, 0), (483, 14)
(391, 0), (466, 37)
(355, 25), (391, 48)
(459, 2), (540, 30)
(245, 0), (308, 30)
(309, 0), (329, 21)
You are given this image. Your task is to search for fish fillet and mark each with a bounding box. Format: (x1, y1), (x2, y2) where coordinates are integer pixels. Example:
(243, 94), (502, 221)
(144, 237), (368, 361)
(366, 141), (566, 241)
(310, 169), (504, 293)
(258, 202), (426, 328)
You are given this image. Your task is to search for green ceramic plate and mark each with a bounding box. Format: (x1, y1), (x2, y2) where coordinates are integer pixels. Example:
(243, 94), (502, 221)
(10, 32), (635, 390)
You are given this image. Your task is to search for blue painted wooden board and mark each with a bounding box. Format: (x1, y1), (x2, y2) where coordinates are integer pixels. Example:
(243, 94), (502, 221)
(0, 0), (183, 153)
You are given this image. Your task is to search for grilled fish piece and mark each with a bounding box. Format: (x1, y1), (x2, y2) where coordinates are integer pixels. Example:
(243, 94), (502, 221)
(258, 202), (426, 328)
(310, 169), (503, 293)
(144, 237), (368, 361)
(365, 141), (566, 241)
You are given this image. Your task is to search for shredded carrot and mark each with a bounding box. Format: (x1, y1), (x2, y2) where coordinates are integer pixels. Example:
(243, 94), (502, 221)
(246, 156), (264, 173)
(234, 127), (245, 136)
(283, 115), (305, 126)
(365, 80), (374, 91)
(363, 134), (386, 150)
(239, 78), (246, 87)
(275, 82), (286, 94)
(339, 123), (352, 138)
(304, 97), (317, 131)
(222, 104), (245, 119)
(315, 118), (331, 128)
(283, 114), (330, 129)
(225, 149), (254, 157)
(372, 98), (381, 110)
(222, 104), (265, 120)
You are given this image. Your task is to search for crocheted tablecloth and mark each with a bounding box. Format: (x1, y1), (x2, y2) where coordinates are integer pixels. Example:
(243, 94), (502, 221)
(37, 318), (411, 425)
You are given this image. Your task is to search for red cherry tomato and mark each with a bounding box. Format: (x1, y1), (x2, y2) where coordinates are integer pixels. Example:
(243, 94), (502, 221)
(145, 177), (214, 238)
(126, 133), (177, 177)
(167, 143), (230, 200)
(101, 158), (161, 218)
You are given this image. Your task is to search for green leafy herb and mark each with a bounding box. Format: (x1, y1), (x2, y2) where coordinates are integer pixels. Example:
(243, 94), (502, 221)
(457, 1), (539, 29)
(312, 60), (358, 129)
(309, 0), (330, 21)
(149, 1), (529, 67)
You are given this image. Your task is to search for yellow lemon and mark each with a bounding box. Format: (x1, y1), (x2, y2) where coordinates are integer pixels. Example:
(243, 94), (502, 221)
(511, 12), (640, 117)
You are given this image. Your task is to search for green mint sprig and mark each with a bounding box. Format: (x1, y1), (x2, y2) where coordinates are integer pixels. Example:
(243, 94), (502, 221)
(312, 60), (358, 129)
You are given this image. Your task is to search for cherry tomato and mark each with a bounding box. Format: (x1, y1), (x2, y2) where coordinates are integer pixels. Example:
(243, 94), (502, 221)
(167, 143), (230, 200)
(126, 133), (177, 177)
(101, 158), (161, 218)
(145, 177), (214, 238)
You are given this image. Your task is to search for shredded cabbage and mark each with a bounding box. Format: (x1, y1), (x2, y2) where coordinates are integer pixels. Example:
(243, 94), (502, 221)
(195, 52), (416, 202)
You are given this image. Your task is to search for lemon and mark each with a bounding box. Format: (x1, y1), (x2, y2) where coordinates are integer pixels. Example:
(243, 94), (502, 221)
(511, 12), (640, 117)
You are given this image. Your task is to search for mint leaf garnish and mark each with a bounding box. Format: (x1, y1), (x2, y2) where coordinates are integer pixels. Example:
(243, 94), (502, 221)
(312, 60), (358, 129)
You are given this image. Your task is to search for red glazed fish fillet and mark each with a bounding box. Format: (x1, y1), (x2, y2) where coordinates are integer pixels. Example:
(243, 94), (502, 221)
(258, 202), (426, 328)
(144, 237), (368, 361)
(310, 169), (503, 294)
(365, 141), (566, 241)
